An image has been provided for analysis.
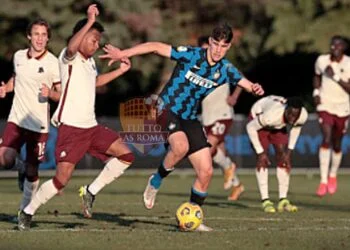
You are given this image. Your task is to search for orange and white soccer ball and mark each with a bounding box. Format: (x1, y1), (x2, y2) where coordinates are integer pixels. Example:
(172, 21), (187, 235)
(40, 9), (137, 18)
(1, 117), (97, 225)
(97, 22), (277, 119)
(175, 202), (203, 231)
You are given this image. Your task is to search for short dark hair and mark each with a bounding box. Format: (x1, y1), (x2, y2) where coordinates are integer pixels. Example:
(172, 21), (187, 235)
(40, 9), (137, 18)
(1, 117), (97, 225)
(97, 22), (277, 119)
(197, 35), (209, 47)
(211, 23), (233, 43)
(286, 97), (303, 109)
(26, 18), (51, 38)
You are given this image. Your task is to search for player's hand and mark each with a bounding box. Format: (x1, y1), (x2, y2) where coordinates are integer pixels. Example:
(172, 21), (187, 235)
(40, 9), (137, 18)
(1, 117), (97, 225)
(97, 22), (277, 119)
(324, 65), (334, 78)
(0, 81), (6, 98)
(278, 151), (292, 172)
(313, 95), (321, 106)
(256, 152), (270, 171)
(40, 83), (50, 98)
(226, 95), (237, 106)
(99, 44), (124, 66)
(252, 83), (264, 96)
(119, 57), (131, 73)
(87, 4), (99, 22)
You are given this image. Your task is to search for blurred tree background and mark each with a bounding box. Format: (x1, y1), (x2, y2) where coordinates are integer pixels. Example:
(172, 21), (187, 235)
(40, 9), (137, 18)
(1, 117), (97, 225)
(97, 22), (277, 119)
(1, 0), (350, 118)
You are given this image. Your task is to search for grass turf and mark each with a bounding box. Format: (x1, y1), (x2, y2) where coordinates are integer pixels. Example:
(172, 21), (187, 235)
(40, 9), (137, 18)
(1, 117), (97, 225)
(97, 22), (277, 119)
(0, 173), (350, 250)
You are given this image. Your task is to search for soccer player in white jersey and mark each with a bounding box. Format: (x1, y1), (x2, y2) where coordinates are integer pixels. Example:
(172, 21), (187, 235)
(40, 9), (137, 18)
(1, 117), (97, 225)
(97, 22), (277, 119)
(198, 36), (244, 200)
(0, 19), (61, 214)
(246, 96), (308, 213)
(313, 36), (350, 197)
(18, 4), (134, 231)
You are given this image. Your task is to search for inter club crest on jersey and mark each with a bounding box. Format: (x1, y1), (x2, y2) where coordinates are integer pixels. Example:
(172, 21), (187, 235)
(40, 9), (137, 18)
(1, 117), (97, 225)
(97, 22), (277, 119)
(119, 96), (169, 155)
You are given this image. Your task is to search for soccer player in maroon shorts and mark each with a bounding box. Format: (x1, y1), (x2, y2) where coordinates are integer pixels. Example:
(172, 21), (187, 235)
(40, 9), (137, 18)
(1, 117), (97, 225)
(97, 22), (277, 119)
(0, 18), (61, 214)
(18, 4), (134, 231)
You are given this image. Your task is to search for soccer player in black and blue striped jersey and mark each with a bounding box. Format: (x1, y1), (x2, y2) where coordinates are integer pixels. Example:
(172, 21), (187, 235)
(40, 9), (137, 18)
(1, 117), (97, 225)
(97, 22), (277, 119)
(100, 23), (264, 231)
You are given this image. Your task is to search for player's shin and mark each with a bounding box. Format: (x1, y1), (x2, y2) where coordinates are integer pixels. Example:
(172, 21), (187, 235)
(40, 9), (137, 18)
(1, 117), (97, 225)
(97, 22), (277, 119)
(329, 150), (342, 178)
(319, 147), (331, 183)
(88, 155), (133, 195)
(19, 178), (39, 210)
(23, 178), (61, 215)
(255, 167), (269, 200)
(277, 166), (290, 199)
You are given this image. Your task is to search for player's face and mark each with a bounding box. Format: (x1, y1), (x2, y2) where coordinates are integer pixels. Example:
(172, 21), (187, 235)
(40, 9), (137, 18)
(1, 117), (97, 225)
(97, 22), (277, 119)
(27, 24), (49, 53)
(80, 29), (102, 57)
(208, 37), (231, 63)
(330, 39), (345, 58)
(284, 107), (301, 125)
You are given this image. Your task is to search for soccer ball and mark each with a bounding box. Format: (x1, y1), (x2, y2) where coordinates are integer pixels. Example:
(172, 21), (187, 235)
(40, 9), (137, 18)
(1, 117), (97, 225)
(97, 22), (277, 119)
(175, 202), (203, 231)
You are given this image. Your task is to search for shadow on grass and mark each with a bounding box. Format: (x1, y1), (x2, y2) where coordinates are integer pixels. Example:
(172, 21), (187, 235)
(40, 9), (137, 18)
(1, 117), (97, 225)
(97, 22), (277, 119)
(0, 213), (87, 230)
(71, 212), (178, 231)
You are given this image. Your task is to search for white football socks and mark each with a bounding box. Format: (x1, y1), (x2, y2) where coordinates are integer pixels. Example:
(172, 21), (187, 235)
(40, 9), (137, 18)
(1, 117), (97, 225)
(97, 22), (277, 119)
(213, 148), (232, 170)
(319, 147), (331, 183)
(276, 167), (290, 199)
(88, 158), (130, 196)
(255, 168), (269, 200)
(329, 151), (342, 178)
(24, 179), (58, 215)
(19, 179), (39, 211)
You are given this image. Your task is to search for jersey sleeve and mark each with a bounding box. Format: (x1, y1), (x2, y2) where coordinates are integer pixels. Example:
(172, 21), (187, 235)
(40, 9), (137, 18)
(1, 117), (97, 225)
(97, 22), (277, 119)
(13, 51), (19, 76)
(59, 47), (77, 65)
(314, 56), (322, 75)
(170, 46), (195, 63)
(226, 63), (243, 87)
(246, 118), (264, 154)
(50, 57), (61, 84)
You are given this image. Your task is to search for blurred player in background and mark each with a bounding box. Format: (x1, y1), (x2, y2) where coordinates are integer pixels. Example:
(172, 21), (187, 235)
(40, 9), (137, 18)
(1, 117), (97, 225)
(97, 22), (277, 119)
(313, 35), (350, 197)
(100, 23), (264, 231)
(18, 4), (134, 231)
(246, 96), (307, 213)
(198, 35), (244, 200)
(0, 18), (61, 214)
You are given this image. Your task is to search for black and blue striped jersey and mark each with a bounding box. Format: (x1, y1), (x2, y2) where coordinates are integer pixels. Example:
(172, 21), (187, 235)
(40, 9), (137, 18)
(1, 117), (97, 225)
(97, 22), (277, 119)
(159, 46), (243, 120)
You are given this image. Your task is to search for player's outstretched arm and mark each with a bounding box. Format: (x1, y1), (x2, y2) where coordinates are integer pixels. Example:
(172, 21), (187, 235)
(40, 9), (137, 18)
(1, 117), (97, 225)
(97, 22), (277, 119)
(66, 4), (99, 59)
(237, 78), (264, 96)
(0, 77), (14, 98)
(96, 57), (131, 87)
(100, 42), (172, 66)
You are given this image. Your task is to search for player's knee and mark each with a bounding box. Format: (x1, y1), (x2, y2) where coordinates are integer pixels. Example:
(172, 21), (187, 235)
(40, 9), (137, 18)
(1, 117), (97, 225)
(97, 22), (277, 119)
(333, 146), (341, 153)
(171, 141), (189, 158)
(0, 155), (15, 169)
(199, 165), (213, 180)
(53, 176), (65, 190)
(117, 152), (134, 165)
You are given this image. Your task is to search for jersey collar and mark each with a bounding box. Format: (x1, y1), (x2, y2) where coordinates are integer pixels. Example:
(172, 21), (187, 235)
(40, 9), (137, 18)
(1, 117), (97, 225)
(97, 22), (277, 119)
(26, 48), (47, 60)
(329, 54), (344, 63)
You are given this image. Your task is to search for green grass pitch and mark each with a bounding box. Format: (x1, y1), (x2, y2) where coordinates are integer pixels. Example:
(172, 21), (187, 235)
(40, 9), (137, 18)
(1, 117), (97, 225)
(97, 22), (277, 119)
(0, 173), (350, 250)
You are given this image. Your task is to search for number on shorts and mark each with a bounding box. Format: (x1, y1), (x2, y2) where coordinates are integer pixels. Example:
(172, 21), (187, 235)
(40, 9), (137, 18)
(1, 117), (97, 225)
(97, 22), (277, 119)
(37, 142), (46, 158)
(211, 122), (226, 135)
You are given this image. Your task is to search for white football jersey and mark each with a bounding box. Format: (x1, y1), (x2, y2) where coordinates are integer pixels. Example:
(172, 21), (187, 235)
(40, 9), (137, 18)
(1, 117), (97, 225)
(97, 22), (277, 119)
(315, 54), (350, 117)
(250, 95), (307, 129)
(201, 84), (234, 126)
(8, 49), (60, 133)
(52, 48), (98, 128)
(248, 95), (308, 154)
